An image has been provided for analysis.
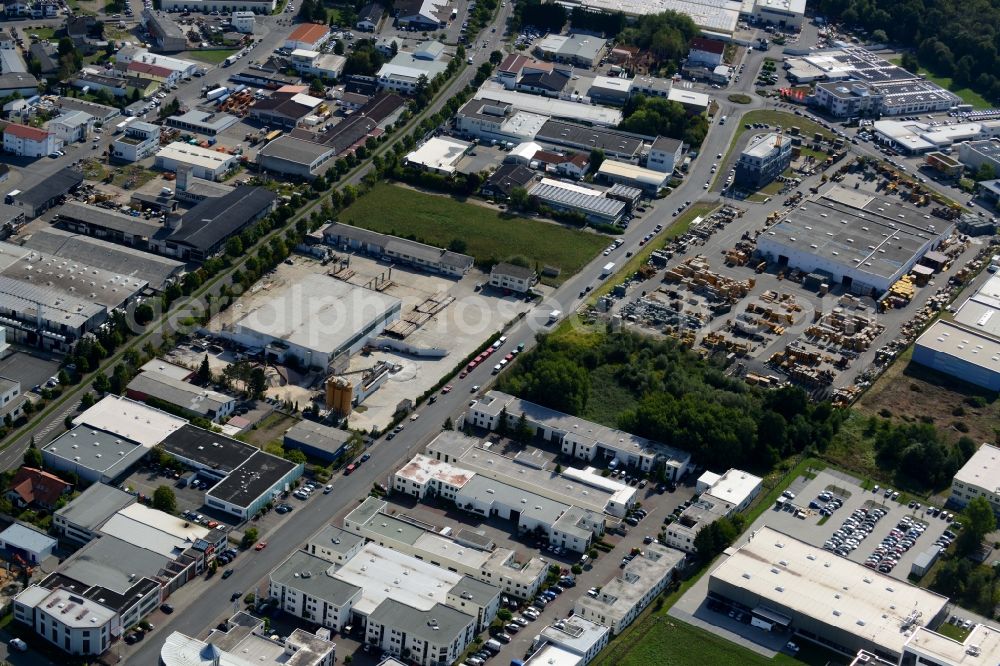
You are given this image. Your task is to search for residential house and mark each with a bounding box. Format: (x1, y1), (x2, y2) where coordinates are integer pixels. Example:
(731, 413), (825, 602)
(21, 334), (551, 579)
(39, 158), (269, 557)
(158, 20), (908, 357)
(687, 37), (725, 67)
(481, 163), (536, 200)
(357, 2), (384, 31)
(533, 150), (589, 179)
(489, 262), (536, 293)
(3, 123), (61, 157)
(7, 467), (71, 511)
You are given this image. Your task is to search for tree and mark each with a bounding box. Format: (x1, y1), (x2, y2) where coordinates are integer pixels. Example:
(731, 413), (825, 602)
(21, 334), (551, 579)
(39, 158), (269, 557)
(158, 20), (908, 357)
(974, 163), (996, 182)
(153, 485), (177, 514)
(588, 148), (605, 174)
(489, 49), (503, 65)
(284, 448), (307, 465)
(23, 443), (43, 469)
(226, 236), (243, 257)
(197, 354), (212, 384)
(248, 367), (268, 399)
(871, 29), (888, 43)
(900, 52), (920, 74)
(497, 608), (513, 622)
(448, 239), (467, 253)
(241, 527), (259, 549)
(334, 40), (345, 55)
(515, 412), (531, 444)
(93, 372), (110, 394)
(956, 496), (997, 556)
(443, 417), (454, 430)
(509, 186), (530, 209)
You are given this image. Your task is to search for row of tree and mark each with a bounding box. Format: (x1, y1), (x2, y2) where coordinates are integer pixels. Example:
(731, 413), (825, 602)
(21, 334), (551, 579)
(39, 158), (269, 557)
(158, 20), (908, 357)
(499, 331), (843, 472)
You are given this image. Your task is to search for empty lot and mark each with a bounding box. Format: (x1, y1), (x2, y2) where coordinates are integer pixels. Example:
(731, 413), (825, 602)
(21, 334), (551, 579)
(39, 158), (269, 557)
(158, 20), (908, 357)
(339, 184), (611, 285)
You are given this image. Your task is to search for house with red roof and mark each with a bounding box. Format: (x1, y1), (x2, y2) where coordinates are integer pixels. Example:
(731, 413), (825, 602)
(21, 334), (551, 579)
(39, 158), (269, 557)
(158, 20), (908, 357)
(688, 37), (726, 67)
(283, 22), (330, 51)
(533, 150), (590, 180)
(127, 60), (177, 84)
(2, 122), (62, 158)
(6, 467), (71, 511)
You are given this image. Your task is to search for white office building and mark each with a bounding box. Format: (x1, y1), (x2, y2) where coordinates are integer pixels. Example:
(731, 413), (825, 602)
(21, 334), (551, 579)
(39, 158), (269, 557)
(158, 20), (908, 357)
(949, 443), (1000, 515)
(155, 142), (239, 181)
(467, 391), (690, 478)
(573, 543), (684, 634)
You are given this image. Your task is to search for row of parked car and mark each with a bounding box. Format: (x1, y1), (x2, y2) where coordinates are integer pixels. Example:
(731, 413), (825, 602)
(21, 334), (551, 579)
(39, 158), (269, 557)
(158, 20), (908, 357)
(863, 515), (928, 574)
(823, 505), (888, 557)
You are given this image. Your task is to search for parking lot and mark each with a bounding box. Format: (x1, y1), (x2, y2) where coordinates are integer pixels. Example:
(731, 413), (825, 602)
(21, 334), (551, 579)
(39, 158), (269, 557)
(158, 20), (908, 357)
(670, 467), (960, 658)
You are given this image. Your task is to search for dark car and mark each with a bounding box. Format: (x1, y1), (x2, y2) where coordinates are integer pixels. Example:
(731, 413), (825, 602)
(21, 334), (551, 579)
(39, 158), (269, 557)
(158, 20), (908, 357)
(160, 603), (174, 614)
(231, 591), (242, 602)
(222, 569), (234, 579)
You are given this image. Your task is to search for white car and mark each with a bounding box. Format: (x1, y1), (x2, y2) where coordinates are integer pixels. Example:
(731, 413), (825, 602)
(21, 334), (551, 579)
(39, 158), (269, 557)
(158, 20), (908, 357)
(8, 638), (26, 652)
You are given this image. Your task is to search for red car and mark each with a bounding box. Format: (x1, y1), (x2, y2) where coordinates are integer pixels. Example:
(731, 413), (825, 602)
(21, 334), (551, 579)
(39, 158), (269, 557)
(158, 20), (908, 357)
(459, 371), (468, 378)
(255, 541), (268, 551)
(442, 385), (453, 393)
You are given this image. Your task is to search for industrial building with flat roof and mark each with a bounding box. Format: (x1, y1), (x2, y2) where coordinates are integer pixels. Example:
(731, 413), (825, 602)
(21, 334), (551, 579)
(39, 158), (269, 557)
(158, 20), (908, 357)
(948, 443), (1000, 515)
(527, 178), (626, 224)
(217, 273), (402, 370)
(556, 0), (741, 36)
(404, 136), (473, 175)
(787, 46), (961, 116)
(755, 186), (953, 295)
(534, 119), (645, 160)
(322, 222), (474, 277)
(913, 273), (1000, 391)
(696, 468), (763, 512)
(475, 83), (623, 126)
(422, 432), (636, 517)
(596, 159), (668, 193)
(707, 526), (950, 660)
(0, 241), (148, 351)
(284, 420), (351, 462)
(467, 391), (690, 478)
(43, 424), (149, 484)
(125, 369), (236, 422)
(21, 227), (183, 291)
(53, 484), (135, 544)
(872, 119), (1000, 155)
(574, 543), (684, 634)
(538, 615), (610, 665)
(72, 394), (187, 447)
(344, 496), (548, 599)
(154, 142), (239, 181)
(902, 623), (1000, 666)
(455, 98), (551, 145)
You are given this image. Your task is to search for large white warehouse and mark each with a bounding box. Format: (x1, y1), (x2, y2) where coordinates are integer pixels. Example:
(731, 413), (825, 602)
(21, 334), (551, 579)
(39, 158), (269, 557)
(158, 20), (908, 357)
(219, 273), (401, 370)
(755, 186), (952, 296)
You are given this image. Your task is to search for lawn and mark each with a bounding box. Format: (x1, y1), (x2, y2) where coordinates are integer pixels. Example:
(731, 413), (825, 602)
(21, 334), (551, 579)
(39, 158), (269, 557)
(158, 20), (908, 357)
(338, 184), (610, 284)
(111, 165), (156, 189)
(935, 622), (971, 643)
(182, 49), (239, 64)
(592, 617), (833, 666)
(29, 26), (58, 40)
(890, 58), (991, 109)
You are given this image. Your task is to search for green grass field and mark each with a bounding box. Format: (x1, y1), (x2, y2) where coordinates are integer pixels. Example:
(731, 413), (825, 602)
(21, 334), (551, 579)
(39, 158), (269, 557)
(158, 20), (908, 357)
(890, 58), (991, 109)
(339, 184), (610, 284)
(182, 49), (239, 64)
